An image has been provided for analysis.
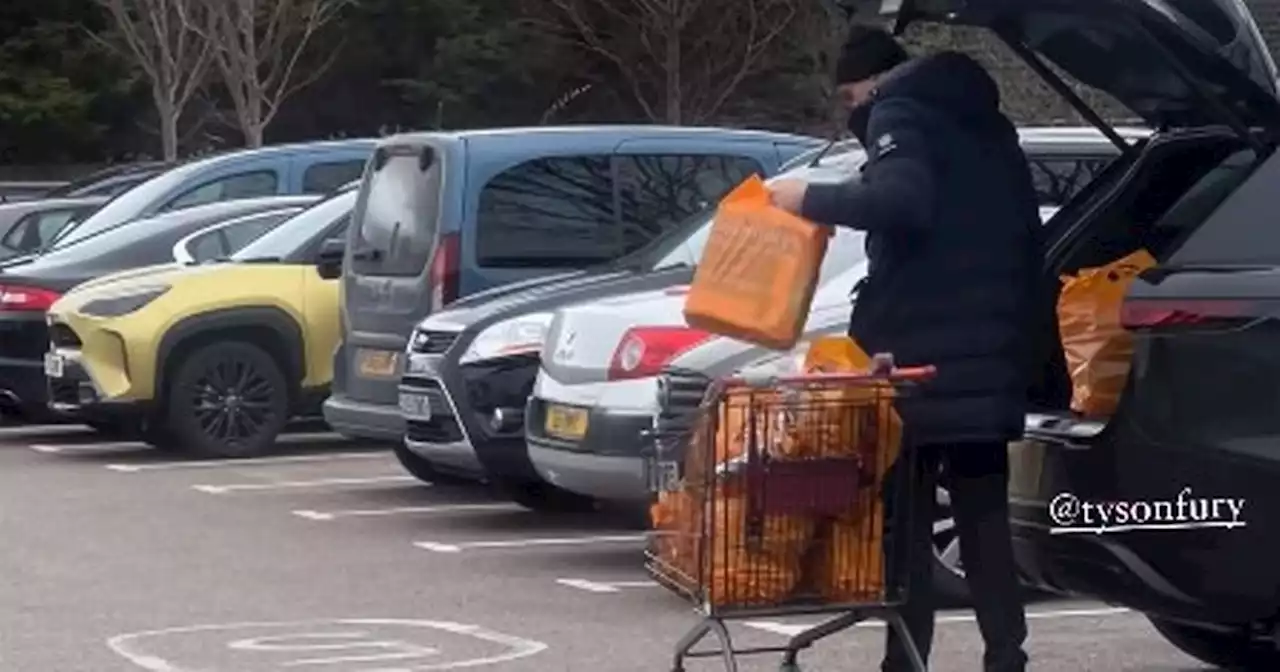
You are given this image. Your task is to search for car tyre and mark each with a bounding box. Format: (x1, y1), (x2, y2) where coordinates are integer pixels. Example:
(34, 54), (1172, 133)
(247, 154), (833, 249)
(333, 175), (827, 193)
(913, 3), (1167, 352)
(392, 442), (472, 485)
(500, 479), (597, 513)
(164, 341), (289, 458)
(1149, 617), (1280, 670)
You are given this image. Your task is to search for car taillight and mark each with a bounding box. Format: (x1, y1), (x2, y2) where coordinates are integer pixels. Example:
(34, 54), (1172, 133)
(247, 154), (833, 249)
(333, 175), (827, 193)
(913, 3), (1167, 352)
(1119, 298), (1254, 331)
(0, 285), (60, 311)
(428, 232), (460, 313)
(607, 326), (711, 381)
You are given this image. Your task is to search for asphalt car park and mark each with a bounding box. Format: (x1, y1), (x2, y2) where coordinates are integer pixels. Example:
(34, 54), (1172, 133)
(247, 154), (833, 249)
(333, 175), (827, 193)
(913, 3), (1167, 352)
(1, 423), (1216, 671)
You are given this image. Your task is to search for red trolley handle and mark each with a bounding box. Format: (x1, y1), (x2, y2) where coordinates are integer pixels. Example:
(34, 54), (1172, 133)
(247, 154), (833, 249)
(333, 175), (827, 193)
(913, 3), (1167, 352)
(724, 364), (937, 388)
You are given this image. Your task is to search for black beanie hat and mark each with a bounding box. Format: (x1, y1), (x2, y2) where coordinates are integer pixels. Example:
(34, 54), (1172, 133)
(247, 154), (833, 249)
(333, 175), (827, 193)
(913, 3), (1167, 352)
(835, 24), (910, 85)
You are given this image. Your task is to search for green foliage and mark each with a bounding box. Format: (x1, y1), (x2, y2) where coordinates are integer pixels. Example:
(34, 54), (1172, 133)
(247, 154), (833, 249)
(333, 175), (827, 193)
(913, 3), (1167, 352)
(0, 1), (135, 163)
(8, 0), (1280, 166)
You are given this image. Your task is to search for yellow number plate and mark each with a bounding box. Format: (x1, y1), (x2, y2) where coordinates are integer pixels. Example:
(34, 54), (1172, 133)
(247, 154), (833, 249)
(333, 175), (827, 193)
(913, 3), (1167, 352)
(356, 349), (399, 378)
(544, 404), (589, 441)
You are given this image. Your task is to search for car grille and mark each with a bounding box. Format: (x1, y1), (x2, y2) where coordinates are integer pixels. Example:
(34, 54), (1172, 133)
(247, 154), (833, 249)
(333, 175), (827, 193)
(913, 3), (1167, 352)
(654, 368), (713, 433)
(409, 330), (460, 354)
(404, 379), (453, 416)
(403, 379), (465, 444)
(406, 418), (464, 443)
(49, 323), (81, 348)
(49, 379), (79, 405)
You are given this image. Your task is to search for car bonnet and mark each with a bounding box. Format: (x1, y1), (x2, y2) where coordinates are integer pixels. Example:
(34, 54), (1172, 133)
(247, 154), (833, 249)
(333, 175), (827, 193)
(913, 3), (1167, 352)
(843, 0), (1280, 131)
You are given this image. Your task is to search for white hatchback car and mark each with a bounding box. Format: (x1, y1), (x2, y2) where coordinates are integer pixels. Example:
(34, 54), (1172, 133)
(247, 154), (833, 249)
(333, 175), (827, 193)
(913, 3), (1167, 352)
(527, 205), (1061, 603)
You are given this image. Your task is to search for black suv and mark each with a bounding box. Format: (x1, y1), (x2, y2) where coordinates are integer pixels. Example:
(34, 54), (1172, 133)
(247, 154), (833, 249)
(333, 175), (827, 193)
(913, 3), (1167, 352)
(849, 0), (1280, 668)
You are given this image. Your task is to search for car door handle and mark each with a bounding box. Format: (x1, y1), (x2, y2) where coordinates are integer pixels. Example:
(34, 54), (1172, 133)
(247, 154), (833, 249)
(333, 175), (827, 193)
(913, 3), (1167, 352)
(351, 248), (382, 262)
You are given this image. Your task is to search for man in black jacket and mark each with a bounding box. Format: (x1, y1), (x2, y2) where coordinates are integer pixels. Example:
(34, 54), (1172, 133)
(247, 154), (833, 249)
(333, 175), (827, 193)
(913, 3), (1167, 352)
(768, 25), (1045, 672)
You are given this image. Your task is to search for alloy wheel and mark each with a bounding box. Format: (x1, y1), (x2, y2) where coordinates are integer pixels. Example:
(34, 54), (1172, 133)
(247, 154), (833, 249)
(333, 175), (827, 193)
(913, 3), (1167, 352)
(190, 356), (276, 443)
(933, 485), (965, 579)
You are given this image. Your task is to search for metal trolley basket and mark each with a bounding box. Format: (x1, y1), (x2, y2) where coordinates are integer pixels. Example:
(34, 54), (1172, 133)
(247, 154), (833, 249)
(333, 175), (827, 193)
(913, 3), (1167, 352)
(644, 356), (935, 672)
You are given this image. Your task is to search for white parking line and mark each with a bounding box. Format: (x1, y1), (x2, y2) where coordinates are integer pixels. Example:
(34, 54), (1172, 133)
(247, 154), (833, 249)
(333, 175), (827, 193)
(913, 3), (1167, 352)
(29, 441), (144, 454)
(193, 476), (419, 494)
(0, 424), (84, 436)
(413, 534), (646, 554)
(292, 503), (517, 521)
(742, 606), (1133, 637)
(556, 578), (659, 593)
(106, 451), (386, 472)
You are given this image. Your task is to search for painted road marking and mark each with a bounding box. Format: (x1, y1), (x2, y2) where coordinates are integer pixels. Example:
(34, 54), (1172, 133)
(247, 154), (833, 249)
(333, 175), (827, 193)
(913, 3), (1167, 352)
(106, 618), (547, 671)
(293, 503), (516, 521)
(29, 441), (145, 454)
(107, 451), (386, 472)
(0, 424), (85, 436)
(742, 606), (1133, 637)
(414, 534), (646, 553)
(193, 475), (418, 494)
(556, 578), (659, 593)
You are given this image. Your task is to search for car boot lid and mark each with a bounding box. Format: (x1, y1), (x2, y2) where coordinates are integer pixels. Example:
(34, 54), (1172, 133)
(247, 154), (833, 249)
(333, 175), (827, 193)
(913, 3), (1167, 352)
(845, 0), (1280, 138)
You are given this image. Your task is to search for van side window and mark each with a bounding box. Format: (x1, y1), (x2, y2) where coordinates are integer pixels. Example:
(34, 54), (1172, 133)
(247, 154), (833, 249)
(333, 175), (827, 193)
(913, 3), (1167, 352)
(163, 171), (279, 211)
(303, 160), (365, 193)
(477, 155), (616, 267)
(1027, 157), (1113, 206)
(616, 154), (762, 251)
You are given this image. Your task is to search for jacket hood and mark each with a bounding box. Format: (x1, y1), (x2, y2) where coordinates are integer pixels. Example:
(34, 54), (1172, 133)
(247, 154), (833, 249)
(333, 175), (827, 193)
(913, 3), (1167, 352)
(877, 52), (1005, 132)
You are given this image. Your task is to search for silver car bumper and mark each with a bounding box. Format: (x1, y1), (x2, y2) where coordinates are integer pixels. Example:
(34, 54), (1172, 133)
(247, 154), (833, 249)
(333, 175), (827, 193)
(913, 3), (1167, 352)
(527, 440), (648, 502)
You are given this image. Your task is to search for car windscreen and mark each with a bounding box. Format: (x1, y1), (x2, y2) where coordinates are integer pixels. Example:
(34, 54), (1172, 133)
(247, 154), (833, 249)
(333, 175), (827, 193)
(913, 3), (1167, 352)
(48, 165), (199, 248)
(233, 191), (357, 261)
(350, 147), (442, 277)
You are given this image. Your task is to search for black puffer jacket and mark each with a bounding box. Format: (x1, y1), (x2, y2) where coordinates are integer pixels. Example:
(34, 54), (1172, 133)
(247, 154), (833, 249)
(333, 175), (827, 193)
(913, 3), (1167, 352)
(800, 52), (1051, 446)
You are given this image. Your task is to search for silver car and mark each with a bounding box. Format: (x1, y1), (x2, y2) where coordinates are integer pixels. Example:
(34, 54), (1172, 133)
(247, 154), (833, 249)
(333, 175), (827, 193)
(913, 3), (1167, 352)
(527, 206), (1059, 603)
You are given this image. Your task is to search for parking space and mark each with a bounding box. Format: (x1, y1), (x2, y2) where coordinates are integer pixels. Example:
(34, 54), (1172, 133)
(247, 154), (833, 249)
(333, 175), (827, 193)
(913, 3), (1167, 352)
(0, 424), (1213, 671)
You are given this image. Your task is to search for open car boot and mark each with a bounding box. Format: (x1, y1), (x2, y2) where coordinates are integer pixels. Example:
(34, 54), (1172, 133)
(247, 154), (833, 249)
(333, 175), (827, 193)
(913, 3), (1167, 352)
(842, 0), (1280, 433)
(839, 1), (1280, 668)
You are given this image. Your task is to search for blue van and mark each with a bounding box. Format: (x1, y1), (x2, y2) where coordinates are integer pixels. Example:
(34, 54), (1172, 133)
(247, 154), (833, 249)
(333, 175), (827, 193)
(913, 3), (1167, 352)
(47, 139), (375, 250)
(321, 125), (823, 443)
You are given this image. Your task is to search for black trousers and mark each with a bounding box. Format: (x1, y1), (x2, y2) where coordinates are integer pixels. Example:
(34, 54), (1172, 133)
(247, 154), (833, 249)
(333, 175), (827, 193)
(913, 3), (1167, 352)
(882, 441), (1028, 672)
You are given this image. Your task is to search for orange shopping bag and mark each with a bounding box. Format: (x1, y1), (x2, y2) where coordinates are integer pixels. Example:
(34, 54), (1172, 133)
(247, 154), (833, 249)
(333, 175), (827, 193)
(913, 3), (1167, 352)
(1057, 249), (1157, 417)
(683, 175), (832, 350)
(800, 336), (901, 602)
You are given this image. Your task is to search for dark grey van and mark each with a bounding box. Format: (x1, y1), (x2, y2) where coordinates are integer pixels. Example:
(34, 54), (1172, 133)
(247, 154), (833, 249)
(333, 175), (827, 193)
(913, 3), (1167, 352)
(322, 125), (823, 442)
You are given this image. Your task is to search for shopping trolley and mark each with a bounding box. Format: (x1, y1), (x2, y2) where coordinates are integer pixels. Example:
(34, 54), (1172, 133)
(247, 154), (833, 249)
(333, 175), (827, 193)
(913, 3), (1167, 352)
(643, 354), (935, 672)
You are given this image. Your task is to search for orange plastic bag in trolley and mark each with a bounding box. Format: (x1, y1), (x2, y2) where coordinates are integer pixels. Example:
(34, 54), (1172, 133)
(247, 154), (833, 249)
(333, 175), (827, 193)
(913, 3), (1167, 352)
(683, 175), (832, 351)
(801, 336), (902, 602)
(1057, 249), (1157, 417)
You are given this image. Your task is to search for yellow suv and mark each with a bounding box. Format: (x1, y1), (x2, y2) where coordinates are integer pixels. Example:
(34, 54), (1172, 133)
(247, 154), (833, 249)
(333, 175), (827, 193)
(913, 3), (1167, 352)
(45, 189), (355, 457)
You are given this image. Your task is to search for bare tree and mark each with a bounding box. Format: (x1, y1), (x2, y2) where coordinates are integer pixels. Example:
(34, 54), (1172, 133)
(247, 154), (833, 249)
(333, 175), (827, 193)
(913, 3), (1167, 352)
(537, 0), (803, 125)
(190, 0), (350, 148)
(91, 0), (214, 160)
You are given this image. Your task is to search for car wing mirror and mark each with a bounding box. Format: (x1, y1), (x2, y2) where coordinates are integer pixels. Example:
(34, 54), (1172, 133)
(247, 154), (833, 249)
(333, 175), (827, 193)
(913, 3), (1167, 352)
(315, 238), (346, 280)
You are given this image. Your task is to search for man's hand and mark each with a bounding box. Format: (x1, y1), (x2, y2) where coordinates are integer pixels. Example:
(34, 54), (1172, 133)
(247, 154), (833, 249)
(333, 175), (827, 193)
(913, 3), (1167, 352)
(767, 179), (808, 214)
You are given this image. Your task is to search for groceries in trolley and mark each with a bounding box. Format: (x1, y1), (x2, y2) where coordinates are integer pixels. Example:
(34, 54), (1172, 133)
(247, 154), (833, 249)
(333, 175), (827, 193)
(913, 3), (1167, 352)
(647, 336), (916, 611)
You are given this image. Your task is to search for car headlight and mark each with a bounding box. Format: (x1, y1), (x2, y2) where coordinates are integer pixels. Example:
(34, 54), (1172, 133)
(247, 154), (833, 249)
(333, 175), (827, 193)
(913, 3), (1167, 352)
(79, 286), (169, 318)
(459, 312), (555, 365)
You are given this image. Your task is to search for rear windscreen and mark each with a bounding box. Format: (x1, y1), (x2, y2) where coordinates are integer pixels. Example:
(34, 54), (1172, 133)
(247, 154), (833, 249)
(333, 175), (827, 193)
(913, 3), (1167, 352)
(350, 148), (442, 277)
